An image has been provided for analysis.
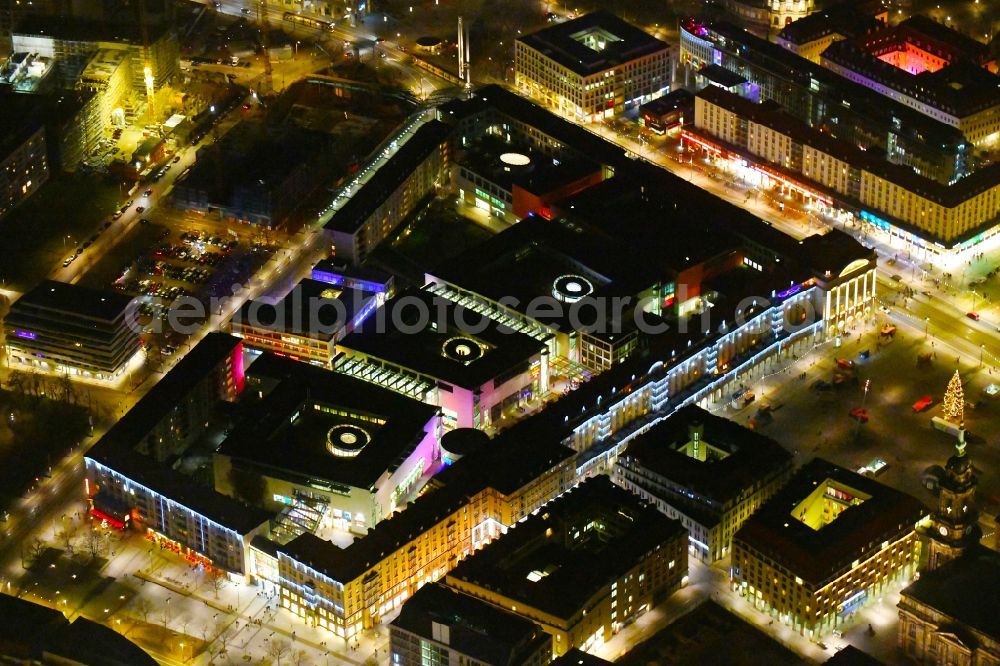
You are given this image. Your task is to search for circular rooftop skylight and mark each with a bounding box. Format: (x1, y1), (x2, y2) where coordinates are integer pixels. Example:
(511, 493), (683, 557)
(326, 424), (370, 457)
(500, 152), (531, 167)
(443, 337), (484, 363)
(552, 274), (594, 303)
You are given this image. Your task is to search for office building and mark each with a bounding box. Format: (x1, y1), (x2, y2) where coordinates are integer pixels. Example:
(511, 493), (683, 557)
(215, 353), (441, 532)
(173, 121), (341, 227)
(335, 287), (547, 430)
(614, 405), (793, 562)
(323, 120), (450, 264)
(445, 476), (687, 656)
(230, 278), (380, 366)
(3, 280), (139, 380)
(0, 89), (100, 174)
(389, 582), (552, 666)
(731, 458), (927, 637)
(267, 431), (576, 637)
(679, 18), (971, 185)
(777, 3), (888, 62)
(514, 11), (670, 122)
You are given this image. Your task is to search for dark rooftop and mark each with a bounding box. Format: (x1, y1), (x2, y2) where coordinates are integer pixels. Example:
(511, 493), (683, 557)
(517, 10), (669, 77)
(0, 593), (156, 666)
(10, 280), (134, 323)
(337, 287), (544, 390)
(698, 63), (747, 88)
(734, 458), (927, 586)
(446, 476), (685, 620)
(616, 600), (805, 666)
(620, 405), (792, 514)
(900, 544), (1000, 641)
(429, 214), (661, 328)
(551, 649), (615, 666)
(391, 582), (551, 665)
(221, 353), (437, 490)
(821, 28), (1000, 117)
(233, 278), (374, 341)
(777, 3), (883, 46)
(823, 645), (886, 666)
(324, 120), (451, 234)
(13, 15), (171, 45)
(86, 334), (273, 534)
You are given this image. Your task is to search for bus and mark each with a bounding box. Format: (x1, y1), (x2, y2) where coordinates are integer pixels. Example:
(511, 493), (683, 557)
(283, 11), (335, 31)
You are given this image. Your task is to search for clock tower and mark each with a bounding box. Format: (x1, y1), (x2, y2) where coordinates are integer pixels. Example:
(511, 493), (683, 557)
(925, 438), (980, 571)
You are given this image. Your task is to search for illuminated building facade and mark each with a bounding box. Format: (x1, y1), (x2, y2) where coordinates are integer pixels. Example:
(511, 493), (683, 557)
(389, 582), (552, 666)
(679, 19), (971, 185)
(12, 17), (180, 106)
(269, 433), (575, 638)
(731, 459), (926, 638)
(230, 278), (380, 366)
(85, 334), (271, 576)
(335, 288), (547, 430)
(3, 280), (139, 380)
(819, 17), (1000, 145)
(214, 353), (441, 532)
(444, 476), (687, 656)
(514, 11), (670, 122)
(690, 86), (1000, 251)
(324, 121), (450, 264)
(614, 406), (793, 563)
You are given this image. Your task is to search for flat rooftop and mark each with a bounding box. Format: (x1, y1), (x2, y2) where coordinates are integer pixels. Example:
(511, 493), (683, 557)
(620, 405), (792, 515)
(222, 354), (438, 490)
(430, 214), (661, 329)
(517, 10), (669, 77)
(337, 288), (544, 390)
(616, 600), (804, 666)
(734, 458), (926, 585)
(9, 280), (134, 323)
(900, 544), (1000, 641)
(446, 476), (685, 620)
(233, 278), (374, 341)
(324, 120), (451, 234)
(86, 334), (273, 535)
(391, 582), (551, 664)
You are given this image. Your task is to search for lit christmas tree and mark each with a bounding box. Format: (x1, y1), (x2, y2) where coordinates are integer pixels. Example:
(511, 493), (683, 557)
(942, 370), (964, 425)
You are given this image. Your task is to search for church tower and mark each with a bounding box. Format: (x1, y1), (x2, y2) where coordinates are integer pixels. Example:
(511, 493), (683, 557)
(925, 438), (980, 571)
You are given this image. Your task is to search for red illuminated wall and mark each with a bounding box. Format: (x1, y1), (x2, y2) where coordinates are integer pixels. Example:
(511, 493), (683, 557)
(513, 169), (604, 219)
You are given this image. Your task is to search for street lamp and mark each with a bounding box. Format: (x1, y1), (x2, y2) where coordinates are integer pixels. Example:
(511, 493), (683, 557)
(924, 317), (930, 339)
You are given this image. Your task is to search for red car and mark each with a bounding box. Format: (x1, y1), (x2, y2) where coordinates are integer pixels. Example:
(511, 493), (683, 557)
(913, 395), (934, 413)
(967, 311), (980, 321)
(849, 407), (869, 423)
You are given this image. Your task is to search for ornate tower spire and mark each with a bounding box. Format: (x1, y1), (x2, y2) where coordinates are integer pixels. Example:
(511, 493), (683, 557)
(925, 438), (979, 571)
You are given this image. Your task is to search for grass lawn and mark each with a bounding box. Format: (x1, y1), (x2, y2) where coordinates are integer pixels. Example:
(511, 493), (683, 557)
(78, 222), (169, 290)
(0, 172), (123, 291)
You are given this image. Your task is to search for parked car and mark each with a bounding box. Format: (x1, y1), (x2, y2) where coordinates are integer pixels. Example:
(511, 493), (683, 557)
(849, 407), (869, 423)
(967, 311), (981, 321)
(912, 395), (934, 412)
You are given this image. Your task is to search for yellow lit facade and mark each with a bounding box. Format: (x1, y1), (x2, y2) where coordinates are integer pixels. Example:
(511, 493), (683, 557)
(693, 90), (1000, 249)
(276, 453), (575, 638)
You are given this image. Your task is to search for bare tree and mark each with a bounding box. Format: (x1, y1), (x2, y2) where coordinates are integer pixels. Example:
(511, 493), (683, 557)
(266, 639), (291, 665)
(292, 649), (310, 666)
(215, 622), (235, 654)
(134, 598), (153, 624)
